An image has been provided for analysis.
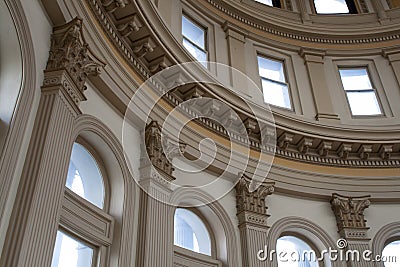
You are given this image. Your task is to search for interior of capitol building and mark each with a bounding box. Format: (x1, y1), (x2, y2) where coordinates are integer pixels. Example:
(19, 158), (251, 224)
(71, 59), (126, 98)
(0, 0), (400, 266)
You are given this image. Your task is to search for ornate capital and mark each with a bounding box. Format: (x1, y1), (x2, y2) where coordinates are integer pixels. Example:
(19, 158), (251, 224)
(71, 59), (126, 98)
(236, 174), (274, 227)
(144, 120), (177, 181)
(46, 18), (103, 94)
(331, 193), (371, 238)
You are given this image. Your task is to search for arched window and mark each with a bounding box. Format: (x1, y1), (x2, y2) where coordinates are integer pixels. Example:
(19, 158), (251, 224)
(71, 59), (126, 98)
(67, 142), (105, 209)
(276, 236), (319, 267)
(382, 239), (400, 267)
(174, 208), (211, 256)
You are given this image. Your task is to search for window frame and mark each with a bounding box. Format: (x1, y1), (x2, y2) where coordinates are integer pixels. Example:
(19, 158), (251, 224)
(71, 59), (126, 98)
(311, 0), (360, 14)
(254, 0), (283, 8)
(257, 54), (294, 111)
(181, 13), (208, 68)
(338, 66), (384, 117)
(173, 207), (218, 259)
(52, 138), (114, 267)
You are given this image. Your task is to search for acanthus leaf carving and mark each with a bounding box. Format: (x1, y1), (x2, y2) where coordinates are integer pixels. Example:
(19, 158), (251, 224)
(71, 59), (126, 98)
(46, 18), (104, 94)
(330, 193), (371, 234)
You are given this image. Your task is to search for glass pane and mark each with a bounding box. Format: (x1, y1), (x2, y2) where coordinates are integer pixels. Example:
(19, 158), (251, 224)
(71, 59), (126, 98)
(51, 231), (94, 267)
(276, 236), (319, 267)
(174, 208), (211, 255)
(258, 56), (286, 83)
(261, 79), (291, 109)
(67, 143), (105, 209)
(182, 16), (205, 50)
(183, 38), (207, 67)
(346, 91), (381, 115)
(339, 68), (372, 91)
(314, 0), (349, 14)
(255, 0), (273, 6)
(383, 240), (400, 267)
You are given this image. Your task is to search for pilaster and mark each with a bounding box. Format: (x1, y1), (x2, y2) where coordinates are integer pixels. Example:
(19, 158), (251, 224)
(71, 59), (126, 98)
(383, 47), (400, 87)
(0, 18), (102, 267)
(331, 193), (372, 267)
(136, 120), (184, 267)
(300, 48), (340, 122)
(236, 173), (275, 267)
(223, 22), (251, 97)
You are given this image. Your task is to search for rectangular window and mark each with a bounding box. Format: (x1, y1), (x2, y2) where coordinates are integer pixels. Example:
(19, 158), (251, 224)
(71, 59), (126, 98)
(339, 68), (382, 116)
(257, 55), (291, 109)
(313, 0), (358, 14)
(182, 15), (207, 67)
(254, 0), (282, 8)
(51, 231), (94, 267)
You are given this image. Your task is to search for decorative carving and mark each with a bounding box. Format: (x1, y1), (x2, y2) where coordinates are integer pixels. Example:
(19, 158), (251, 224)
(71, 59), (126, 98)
(331, 193), (371, 232)
(236, 174), (274, 216)
(102, 0), (128, 13)
(149, 56), (170, 74)
(379, 145), (393, 160)
(318, 141), (332, 157)
(278, 133), (294, 150)
(338, 143), (352, 159)
(144, 120), (174, 179)
(132, 36), (156, 58)
(46, 18), (103, 93)
(298, 137), (313, 154)
(359, 145), (373, 160)
(116, 14), (143, 37)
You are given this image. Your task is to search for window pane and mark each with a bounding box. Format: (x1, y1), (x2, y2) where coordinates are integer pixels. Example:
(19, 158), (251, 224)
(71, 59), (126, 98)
(67, 143), (105, 209)
(51, 231), (94, 267)
(346, 91), (381, 115)
(258, 56), (286, 83)
(183, 38), (207, 67)
(261, 79), (291, 109)
(182, 16), (205, 49)
(276, 236), (319, 267)
(174, 208), (211, 255)
(339, 68), (372, 91)
(314, 0), (349, 14)
(255, 0), (273, 6)
(383, 240), (400, 267)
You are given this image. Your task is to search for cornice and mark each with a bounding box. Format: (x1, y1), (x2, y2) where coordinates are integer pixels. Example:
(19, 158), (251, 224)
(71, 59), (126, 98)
(206, 0), (400, 45)
(85, 0), (400, 169)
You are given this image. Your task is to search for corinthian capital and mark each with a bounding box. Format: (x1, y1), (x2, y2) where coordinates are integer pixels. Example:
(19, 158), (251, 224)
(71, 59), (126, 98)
(331, 193), (371, 239)
(46, 18), (104, 93)
(235, 173), (274, 227)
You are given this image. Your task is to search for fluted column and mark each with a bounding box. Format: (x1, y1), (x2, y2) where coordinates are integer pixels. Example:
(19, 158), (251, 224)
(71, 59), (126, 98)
(300, 48), (340, 122)
(371, 0), (389, 23)
(0, 18), (102, 267)
(136, 121), (185, 267)
(383, 47), (400, 87)
(236, 173), (275, 267)
(296, 0), (312, 24)
(331, 194), (373, 267)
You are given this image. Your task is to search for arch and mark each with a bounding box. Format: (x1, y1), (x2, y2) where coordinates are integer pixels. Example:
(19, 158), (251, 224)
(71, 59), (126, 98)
(267, 216), (345, 267)
(0, 0), (37, 244)
(72, 114), (138, 266)
(169, 188), (240, 267)
(372, 221), (400, 267)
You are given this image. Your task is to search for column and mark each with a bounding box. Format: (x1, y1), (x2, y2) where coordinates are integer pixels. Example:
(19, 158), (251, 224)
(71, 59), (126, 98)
(236, 173), (275, 267)
(331, 193), (373, 267)
(300, 48), (340, 122)
(296, 0), (312, 24)
(0, 18), (102, 267)
(383, 47), (400, 87)
(370, 0), (389, 23)
(223, 22), (251, 97)
(136, 121), (183, 267)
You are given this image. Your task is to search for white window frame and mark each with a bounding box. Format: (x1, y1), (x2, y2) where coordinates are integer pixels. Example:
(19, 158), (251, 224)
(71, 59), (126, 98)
(257, 54), (294, 110)
(311, 0), (360, 14)
(181, 13), (208, 68)
(338, 66), (384, 117)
